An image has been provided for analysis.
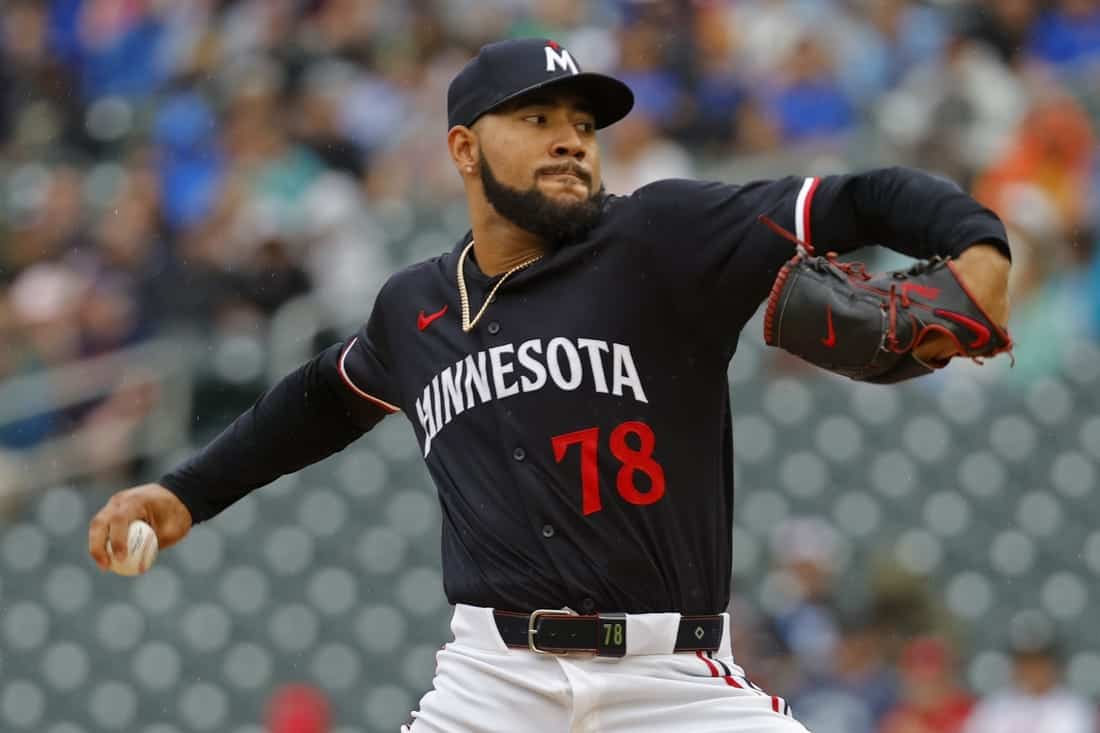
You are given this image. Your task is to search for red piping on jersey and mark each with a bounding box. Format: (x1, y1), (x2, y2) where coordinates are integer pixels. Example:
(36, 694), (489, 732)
(696, 650), (720, 677)
(712, 652), (747, 690)
(695, 651), (741, 688)
(338, 337), (401, 413)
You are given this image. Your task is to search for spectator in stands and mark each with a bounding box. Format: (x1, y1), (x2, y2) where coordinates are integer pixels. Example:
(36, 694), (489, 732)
(968, 89), (1096, 383)
(1, 0), (81, 149)
(1028, 0), (1100, 74)
(613, 20), (690, 133)
(880, 635), (975, 733)
(507, 0), (589, 42)
(956, 0), (1040, 67)
(833, 0), (949, 108)
(294, 62), (370, 182)
(2, 166), (90, 279)
(973, 90), (1095, 244)
(757, 35), (855, 145)
(765, 517), (842, 677)
(682, 3), (746, 150)
(70, 166), (165, 348)
(963, 612), (1095, 733)
(874, 20), (1029, 186)
(600, 108), (693, 194)
(726, 595), (801, 698)
(55, 0), (168, 102)
(152, 90), (225, 233)
(789, 606), (898, 733)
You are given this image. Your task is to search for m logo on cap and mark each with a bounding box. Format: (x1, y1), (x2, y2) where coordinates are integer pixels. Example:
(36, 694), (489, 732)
(545, 42), (579, 74)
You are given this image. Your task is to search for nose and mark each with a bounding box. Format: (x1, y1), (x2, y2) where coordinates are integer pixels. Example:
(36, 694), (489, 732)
(551, 127), (586, 161)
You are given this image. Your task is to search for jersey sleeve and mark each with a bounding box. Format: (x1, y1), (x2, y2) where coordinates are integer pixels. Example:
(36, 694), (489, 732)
(160, 284), (402, 524)
(334, 286), (402, 420)
(630, 168), (1009, 343)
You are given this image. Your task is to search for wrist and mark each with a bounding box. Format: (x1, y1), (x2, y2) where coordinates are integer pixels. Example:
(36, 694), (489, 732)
(951, 243), (1011, 327)
(956, 242), (1010, 269)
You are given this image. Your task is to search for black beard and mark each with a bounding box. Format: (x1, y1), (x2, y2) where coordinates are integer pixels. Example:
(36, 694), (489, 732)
(479, 151), (605, 248)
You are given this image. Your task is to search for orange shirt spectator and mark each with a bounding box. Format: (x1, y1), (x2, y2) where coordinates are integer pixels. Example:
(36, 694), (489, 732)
(972, 91), (1095, 240)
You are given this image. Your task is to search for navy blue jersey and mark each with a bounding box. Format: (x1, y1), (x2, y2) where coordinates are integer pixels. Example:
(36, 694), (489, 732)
(162, 168), (1008, 614)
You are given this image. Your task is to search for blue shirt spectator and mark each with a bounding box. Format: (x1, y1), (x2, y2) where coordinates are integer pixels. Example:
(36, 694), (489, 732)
(154, 91), (224, 232)
(1029, 0), (1100, 71)
(764, 37), (856, 143)
(49, 0), (166, 100)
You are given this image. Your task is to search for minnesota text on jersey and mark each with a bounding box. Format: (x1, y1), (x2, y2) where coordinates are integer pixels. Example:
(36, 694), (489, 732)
(416, 336), (648, 455)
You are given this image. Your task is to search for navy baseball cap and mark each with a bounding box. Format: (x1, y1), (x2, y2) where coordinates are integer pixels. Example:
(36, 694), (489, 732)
(447, 38), (634, 130)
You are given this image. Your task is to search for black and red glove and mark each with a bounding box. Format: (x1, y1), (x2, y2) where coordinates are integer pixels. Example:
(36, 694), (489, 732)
(760, 217), (1013, 384)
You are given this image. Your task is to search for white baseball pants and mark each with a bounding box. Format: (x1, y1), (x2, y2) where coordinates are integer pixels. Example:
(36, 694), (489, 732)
(402, 604), (810, 732)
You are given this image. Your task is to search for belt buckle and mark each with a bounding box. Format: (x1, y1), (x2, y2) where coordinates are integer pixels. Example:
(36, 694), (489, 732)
(527, 608), (578, 655)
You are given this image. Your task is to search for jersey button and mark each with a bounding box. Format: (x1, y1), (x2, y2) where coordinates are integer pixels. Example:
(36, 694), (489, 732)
(580, 597), (596, 613)
(541, 524), (555, 538)
(487, 321), (500, 335)
(512, 447), (526, 461)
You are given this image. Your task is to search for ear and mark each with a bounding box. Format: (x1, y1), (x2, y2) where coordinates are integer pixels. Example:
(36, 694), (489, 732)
(448, 126), (479, 176)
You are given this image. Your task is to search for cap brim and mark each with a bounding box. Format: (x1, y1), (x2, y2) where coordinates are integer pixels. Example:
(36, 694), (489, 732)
(480, 72), (634, 130)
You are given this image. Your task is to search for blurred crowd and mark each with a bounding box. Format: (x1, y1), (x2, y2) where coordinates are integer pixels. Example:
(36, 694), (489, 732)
(729, 516), (1097, 733)
(2, 0), (1099, 454)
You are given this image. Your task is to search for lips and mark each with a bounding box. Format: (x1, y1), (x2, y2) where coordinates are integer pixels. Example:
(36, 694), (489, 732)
(541, 170), (589, 186)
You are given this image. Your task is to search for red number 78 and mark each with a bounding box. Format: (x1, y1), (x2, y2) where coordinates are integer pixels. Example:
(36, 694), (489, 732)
(551, 420), (667, 516)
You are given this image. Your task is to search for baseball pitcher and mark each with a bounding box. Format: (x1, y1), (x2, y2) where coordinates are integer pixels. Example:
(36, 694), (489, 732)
(89, 38), (1012, 732)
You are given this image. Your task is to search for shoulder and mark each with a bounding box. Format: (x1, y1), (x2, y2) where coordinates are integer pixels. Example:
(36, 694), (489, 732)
(376, 253), (452, 302)
(600, 178), (743, 238)
(621, 176), (808, 222)
(629, 178), (737, 212)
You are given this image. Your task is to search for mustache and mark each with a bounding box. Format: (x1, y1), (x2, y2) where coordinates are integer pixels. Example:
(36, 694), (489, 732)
(537, 164), (591, 186)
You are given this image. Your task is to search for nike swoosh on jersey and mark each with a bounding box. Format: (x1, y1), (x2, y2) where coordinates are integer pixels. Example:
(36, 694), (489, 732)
(418, 305), (449, 331)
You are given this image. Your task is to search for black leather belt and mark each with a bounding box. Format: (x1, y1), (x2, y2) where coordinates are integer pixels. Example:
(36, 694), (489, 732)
(493, 609), (724, 657)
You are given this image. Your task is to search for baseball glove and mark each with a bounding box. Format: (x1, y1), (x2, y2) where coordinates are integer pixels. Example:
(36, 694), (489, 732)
(759, 216), (1013, 384)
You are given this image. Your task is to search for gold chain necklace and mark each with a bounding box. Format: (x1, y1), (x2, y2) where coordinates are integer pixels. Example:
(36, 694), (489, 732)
(456, 240), (542, 332)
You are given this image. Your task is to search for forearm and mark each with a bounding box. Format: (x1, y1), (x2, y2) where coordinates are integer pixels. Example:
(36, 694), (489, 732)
(161, 344), (384, 523)
(819, 167), (1011, 262)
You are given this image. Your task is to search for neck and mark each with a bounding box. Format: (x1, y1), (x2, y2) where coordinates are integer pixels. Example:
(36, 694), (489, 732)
(469, 211), (547, 277)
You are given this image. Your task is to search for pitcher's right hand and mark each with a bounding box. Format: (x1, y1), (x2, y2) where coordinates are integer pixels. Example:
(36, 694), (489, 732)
(88, 483), (193, 570)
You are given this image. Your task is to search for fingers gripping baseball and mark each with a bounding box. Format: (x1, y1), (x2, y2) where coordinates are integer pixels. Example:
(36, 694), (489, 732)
(88, 483), (193, 571)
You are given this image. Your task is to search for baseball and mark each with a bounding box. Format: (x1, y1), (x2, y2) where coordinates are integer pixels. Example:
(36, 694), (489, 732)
(106, 520), (159, 576)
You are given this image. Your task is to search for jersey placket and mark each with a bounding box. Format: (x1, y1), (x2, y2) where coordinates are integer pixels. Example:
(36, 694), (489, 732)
(459, 267), (579, 599)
